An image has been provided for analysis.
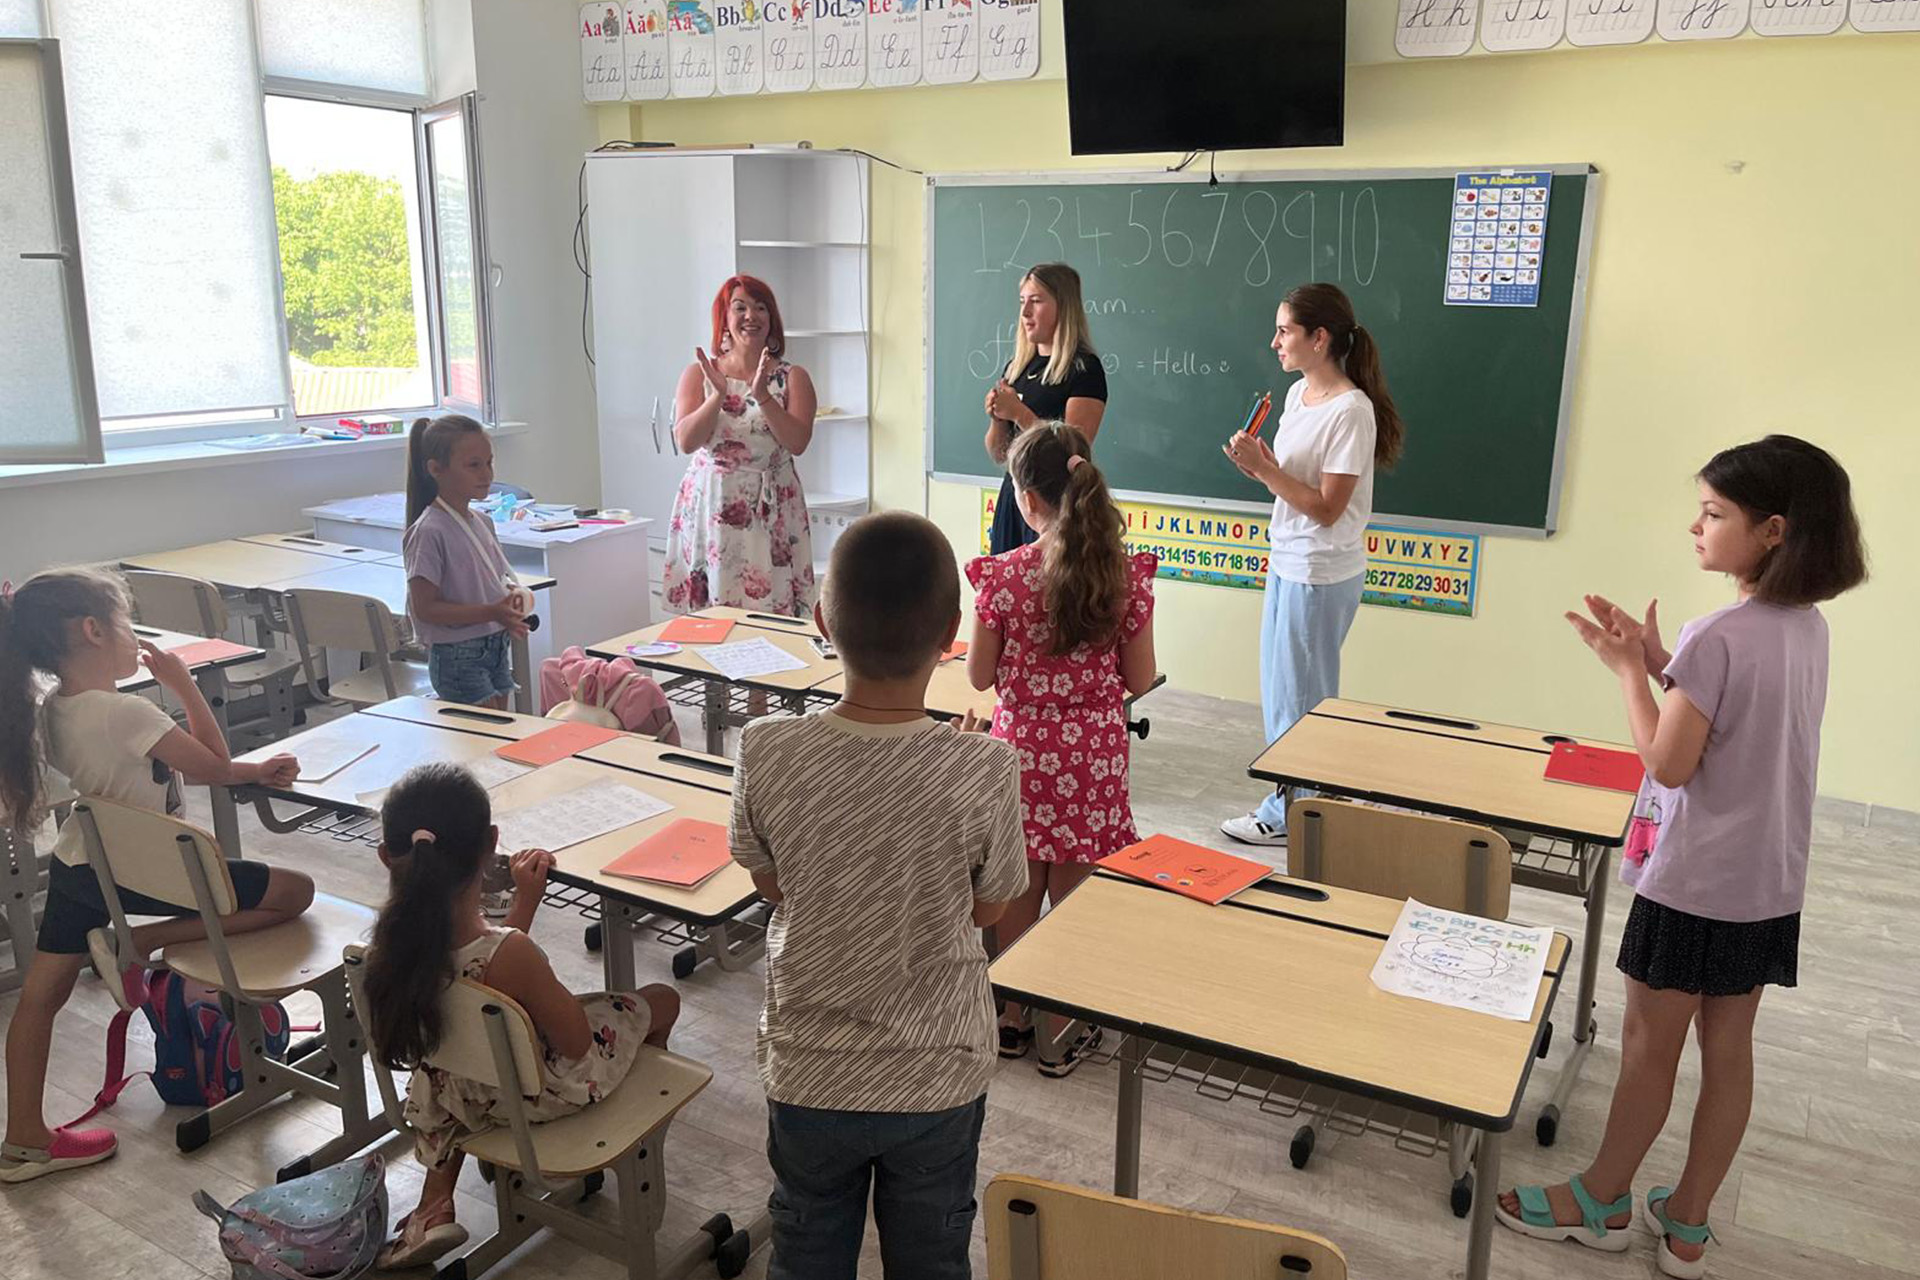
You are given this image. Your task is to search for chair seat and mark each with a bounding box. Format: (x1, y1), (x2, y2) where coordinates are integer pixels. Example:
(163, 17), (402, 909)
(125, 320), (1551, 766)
(459, 1045), (713, 1179)
(163, 893), (377, 1000)
(223, 650), (303, 688)
(331, 661), (434, 708)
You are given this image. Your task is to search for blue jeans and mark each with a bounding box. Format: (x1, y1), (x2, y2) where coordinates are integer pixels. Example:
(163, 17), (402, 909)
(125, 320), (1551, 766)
(1256, 571), (1363, 830)
(766, 1095), (985, 1280)
(427, 631), (516, 705)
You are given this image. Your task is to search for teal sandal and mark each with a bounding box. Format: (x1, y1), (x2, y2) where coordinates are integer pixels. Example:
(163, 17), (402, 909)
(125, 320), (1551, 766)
(1644, 1186), (1715, 1279)
(1493, 1173), (1634, 1252)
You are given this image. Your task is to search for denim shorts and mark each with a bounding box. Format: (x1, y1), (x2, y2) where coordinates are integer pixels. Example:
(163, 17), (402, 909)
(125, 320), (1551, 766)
(38, 856), (271, 955)
(428, 631), (517, 705)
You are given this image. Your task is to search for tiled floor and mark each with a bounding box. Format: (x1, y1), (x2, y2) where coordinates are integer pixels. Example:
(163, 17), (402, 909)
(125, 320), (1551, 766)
(3, 688), (1915, 1279)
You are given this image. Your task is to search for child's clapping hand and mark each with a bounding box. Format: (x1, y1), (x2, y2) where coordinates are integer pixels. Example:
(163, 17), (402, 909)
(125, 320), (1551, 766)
(1565, 606), (1646, 678)
(510, 847), (555, 898)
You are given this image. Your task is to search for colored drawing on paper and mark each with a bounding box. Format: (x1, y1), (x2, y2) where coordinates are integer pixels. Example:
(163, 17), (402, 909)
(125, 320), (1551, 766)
(1370, 899), (1553, 1022)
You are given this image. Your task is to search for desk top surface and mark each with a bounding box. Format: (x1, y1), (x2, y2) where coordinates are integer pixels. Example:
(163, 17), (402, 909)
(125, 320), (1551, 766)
(124, 539), (343, 590)
(1249, 699), (1636, 844)
(117, 625), (266, 692)
(588, 612), (841, 693)
(990, 871), (1568, 1129)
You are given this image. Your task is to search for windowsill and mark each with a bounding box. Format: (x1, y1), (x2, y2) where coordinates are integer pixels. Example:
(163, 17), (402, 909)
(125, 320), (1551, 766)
(0, 422), (527, 492)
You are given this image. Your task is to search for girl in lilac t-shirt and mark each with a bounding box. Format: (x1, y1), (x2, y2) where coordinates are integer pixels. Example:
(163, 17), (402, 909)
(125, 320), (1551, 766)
(1498, 437), (1867, 1278)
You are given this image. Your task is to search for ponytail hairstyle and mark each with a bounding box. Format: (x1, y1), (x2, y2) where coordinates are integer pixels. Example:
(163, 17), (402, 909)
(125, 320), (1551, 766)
(1697, 435), (1867, 607)
(710, 274), (786, 358)
(0, 567), (129, 833)
(1003, 263), (1099, 387)
(1281, 282), (1406, 469)
(404, 413), (487, 527)
(364, 763), (494, 1069)
(1007, 421), (1130, 655)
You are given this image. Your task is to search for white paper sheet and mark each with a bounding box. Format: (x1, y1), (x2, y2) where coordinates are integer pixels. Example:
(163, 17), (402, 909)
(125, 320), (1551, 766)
(293, 739), (379, 782)
(1370, 899), (1553, 1022)
(494, 780), (672, 853)
(466, 755), (536, 792)
(697, 636), (808, 681)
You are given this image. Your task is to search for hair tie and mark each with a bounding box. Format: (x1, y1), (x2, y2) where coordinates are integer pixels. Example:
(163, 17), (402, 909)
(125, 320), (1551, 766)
(1066, 455), (1086, 473)
(411, 829), (436, 846)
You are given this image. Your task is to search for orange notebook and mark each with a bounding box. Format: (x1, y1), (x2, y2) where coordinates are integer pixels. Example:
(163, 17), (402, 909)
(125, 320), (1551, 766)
(164, 638), (256, 666)
(659, 616), (736, 645)
(1097, 835), (1272, 906)
(495, 722), (623, 766)
(1543, 742), (1645, 793)
(942, 640), (969, 661)
(602, 819), (731, 887)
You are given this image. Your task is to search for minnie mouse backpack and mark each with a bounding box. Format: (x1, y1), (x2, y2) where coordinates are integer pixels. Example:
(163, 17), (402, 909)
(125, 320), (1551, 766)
(193, 1154), (388, 1280)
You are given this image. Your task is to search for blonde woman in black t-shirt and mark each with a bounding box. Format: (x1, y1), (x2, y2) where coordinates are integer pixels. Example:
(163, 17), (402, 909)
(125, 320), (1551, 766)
(983, 263), (1109, 554)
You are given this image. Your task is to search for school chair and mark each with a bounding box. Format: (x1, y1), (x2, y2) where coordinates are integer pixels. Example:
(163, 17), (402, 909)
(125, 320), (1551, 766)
(283, 586), (434, 708)
(123, 569), (302, 739)
(72, 797), (389, 1178)
(1286, 797), (1525, 1217)
(985, 1174), (1347, 1279)
(0, 771), (76, 996)
(341, 946), (752, 1280)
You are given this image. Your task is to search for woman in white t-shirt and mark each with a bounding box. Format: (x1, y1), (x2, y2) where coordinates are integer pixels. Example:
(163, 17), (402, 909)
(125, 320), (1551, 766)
(1219, 283), (1406, 846)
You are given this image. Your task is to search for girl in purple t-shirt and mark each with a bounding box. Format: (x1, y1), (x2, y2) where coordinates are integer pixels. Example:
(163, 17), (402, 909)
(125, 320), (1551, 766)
(1499, 436), (1866, 1277)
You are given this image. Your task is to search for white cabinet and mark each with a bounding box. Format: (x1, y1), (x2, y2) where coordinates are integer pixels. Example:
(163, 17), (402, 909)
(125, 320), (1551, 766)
(585, 148), (871, 577)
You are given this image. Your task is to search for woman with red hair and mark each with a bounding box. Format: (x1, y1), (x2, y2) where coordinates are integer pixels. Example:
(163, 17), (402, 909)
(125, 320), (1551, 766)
(664, 275), (818, 617)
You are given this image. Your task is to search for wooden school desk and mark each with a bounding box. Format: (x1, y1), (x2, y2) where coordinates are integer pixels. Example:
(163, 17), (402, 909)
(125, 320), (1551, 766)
(226, 700), (763, 985)
(990, 870), (1569, 1280)
(1247, 697), (1635, 1147)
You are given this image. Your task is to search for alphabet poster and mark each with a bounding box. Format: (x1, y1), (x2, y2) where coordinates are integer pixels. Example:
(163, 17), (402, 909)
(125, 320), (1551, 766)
(584, 0), (1038, 100)
(1445, 170), (1551, 308)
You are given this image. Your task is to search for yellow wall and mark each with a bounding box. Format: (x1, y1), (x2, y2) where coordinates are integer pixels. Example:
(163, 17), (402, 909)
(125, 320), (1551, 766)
(612, 36), (1920, 808)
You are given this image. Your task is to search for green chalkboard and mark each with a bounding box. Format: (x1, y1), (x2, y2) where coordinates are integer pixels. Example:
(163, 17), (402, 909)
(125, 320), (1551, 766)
(926, 168), (1596, 533)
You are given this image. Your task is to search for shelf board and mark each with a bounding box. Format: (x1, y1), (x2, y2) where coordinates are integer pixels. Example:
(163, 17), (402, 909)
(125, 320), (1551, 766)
(804, 491), (870, 511)
(785, 328), (866, 338)
(739, 239), (867, 249)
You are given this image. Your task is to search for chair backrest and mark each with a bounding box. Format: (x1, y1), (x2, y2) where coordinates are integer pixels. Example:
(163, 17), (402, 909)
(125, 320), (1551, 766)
(1287, 797), (1511, 918)
(340, 943), (544, 1099)
(124, 569), (227, 637)
(985, 1175), (1347, 1279)
(285, 587), (404, 699)
(72, 796), (237, 916)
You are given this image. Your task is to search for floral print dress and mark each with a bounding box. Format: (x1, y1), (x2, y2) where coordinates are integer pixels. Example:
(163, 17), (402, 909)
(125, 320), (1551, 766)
(965, 545), (1158, 864)
(402, 927), (652, 1168)
(663, 364), (815, 618)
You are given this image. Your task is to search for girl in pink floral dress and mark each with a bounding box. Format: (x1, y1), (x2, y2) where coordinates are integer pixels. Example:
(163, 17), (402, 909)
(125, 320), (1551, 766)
(663, 275), (817, 618)
(965, 421), (1157, 1077)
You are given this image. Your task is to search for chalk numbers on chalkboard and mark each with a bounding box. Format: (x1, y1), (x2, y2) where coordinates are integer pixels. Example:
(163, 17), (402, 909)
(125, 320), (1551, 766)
(968, 188), (1381, 289)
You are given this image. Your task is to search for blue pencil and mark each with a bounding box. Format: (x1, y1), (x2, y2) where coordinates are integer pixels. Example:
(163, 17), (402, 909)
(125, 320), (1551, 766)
(1237, 392), (1264, 433)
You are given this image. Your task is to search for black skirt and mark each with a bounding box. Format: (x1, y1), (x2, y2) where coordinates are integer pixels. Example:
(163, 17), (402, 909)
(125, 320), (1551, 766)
(1616, 894), (1799, 996)
(989, 471), (1039, 555)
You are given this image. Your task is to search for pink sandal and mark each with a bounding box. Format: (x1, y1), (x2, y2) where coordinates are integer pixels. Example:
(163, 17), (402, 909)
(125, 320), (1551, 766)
(376, 1208), (469, 1270)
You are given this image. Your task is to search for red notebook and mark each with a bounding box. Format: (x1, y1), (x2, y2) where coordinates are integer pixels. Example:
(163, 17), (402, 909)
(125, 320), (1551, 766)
(659, 616), (736, 645)
(1543, 742), (1645, 793)
(496, 722), (624, 766)
(602, 819), (731, 887)
(1097, 834), (1272, 906)
(942, 640), (969, 662)
(163, 638), (256, 667)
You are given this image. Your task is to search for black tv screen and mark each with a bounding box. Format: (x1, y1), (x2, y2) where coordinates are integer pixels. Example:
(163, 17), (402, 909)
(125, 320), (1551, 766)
(1062, 0), (1346, 156)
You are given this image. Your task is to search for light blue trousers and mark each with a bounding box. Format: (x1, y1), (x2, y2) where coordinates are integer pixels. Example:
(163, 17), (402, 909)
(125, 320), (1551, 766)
(1255, 571), (1363, 830)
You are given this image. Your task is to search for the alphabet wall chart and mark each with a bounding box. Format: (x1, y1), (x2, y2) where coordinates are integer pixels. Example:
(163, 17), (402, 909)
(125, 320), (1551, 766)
(978, 0), (1042, 80)
(1851, 0), (1920, 31)
(1446, 170), (1551, 307)
(865, 0), (923, 88)
(1749, 0), (1846, 35)
(1657, 0), (1751, 39)
(625, 0), (672, 99)
(716, 1), (764, 94)
(1396, 0), (1482, 56)
(584, 0), (1037, 100)
(1480, 0), (1569, 51)
(665, 0), (718, 97)
(923, 0), (980, 85)
(581, 3), (627, 100)
(762, 0), (814, 92)
(1567, 0), (1657, 43)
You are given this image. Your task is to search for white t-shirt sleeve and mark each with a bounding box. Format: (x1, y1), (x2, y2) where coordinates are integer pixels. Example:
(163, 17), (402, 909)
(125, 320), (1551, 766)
(1319, 400), (1377, 477)
(111, 694), (180, 758)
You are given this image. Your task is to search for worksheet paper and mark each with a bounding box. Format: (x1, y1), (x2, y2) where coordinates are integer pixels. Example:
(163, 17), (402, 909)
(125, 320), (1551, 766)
(494, 780), (673, 853)
(353, 752), (534, 809)
(291, 739), (379, 783)
(698, 637), (809, 681)
(1370, 899), (1553, 1022)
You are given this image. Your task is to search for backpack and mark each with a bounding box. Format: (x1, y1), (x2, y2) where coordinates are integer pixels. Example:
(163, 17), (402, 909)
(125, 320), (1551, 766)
(87, 968), (294, 1117)
(539, 645), (680, 743)
(193, 1153), (387, 1280)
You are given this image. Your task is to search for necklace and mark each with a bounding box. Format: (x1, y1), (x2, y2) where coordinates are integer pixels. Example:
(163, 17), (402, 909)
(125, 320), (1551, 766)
(837, 698), (927, 717)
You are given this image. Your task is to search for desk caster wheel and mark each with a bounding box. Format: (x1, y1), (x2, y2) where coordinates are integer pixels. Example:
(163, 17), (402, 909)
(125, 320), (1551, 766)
(275, 1155), (311, 1184)
(1537, 1019), (1553, 1058)
(1289, 1125), (1315, 1169)
(716, 1228), (752, 1278)
(1129, 718), (1151, 741)
(1451, 1172), (1474, 1218)
(672, 947), (698, 980)
(584, 923), (602, 952)
(1536, 1105), (1560, 1147)
(580, 1171), (605, 1201)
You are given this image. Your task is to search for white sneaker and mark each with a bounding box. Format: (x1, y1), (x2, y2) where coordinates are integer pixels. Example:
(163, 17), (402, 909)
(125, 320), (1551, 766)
(1220, 813), (1288, 847)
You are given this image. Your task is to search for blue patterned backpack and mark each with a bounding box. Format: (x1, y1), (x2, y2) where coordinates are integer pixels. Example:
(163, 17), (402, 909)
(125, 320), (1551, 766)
(193, 1154), (388, 1280)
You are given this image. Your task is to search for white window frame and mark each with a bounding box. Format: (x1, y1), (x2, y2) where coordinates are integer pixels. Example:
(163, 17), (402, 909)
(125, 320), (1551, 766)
(416, 91), (496, 425)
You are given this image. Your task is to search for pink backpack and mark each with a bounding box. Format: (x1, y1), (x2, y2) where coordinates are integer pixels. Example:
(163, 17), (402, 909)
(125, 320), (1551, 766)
(538, 645), (680, 744)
